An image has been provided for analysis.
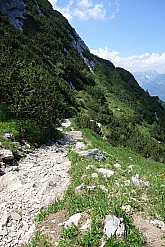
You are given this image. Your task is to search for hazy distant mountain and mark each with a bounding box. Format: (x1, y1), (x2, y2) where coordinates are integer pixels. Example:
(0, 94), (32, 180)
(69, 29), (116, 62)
(133, 70), (165, 102)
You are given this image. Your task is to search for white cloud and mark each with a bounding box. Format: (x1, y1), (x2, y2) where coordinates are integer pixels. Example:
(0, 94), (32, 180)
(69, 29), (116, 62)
(90, 47), (165, 73)
(48, 0), (120, 21)
(73, 2), (106, 20)
(78, 0), (93, 9)
(109, 0), (120, 19)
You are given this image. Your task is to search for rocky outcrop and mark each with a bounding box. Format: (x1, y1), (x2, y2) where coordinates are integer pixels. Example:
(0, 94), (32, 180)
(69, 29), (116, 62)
(0, 0), (25, 30)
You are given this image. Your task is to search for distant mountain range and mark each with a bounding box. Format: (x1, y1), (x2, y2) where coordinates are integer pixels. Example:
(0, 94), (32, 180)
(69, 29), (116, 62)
(133, 70), (165, 102)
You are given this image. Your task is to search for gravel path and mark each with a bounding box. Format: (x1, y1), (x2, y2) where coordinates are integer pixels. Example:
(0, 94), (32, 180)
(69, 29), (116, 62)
(0, 120), (82, 247)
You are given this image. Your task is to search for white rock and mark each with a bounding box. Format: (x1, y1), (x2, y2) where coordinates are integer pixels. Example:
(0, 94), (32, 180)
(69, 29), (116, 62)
(114, 163), (121, 169)
(24, 224), (36, 243)
(131, 174), (151, 187)
(103, 215), (125, 239)
(0, 149), (14, 161)
(150, 220), (165, 230)
(122, 205), (132, 213)
(75, 142), (85, 150)
(131, 174), (140, 186)
(80, 219), (91, 230)
(98, 185), (108, 192)
(124, 180), (131, 186)
(91, 173), (98, 178)
(11, 212), (21, 221)
(97, 168), (114, 178)
(61, 119), (71, 128)
(86, 185), (96, 190)
(86, 165), (94, 170)
(1, 211), (9, 227)
(64, 213), (82, 228)
(75, 183), (84, 192)
(4, 133), (13, 140)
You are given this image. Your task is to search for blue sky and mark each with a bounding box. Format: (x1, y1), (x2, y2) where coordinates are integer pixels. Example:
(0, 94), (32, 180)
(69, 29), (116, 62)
(48, 0), (165, 73)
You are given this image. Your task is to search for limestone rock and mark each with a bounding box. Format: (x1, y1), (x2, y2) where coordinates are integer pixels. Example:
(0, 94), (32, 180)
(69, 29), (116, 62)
(75, 141), (85, 150)
(98, 185), (108, 192)
(78, 149), (105, 161)
(97, 168), (114, 178)
(80, 219), (91, 231)
(11, 212), (22, 221)
(64, 213), (82, 228)
(91, 173), (98, 178)
(0, 149), (14, 161)
(114, 163), (121, 169)
(100, 215), (125, 246)
(4, 133), (14, 141)
(122, 205), (132, 213)
(150, 220), (165, 230)
(131, 174), (151, 187)
(1, 211), (10, 227)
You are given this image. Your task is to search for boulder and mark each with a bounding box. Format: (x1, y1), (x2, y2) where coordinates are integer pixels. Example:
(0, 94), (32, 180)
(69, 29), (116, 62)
(0, 149), (14, 161)
(100, 215), (125, 246)
(78, 149), (105, 161)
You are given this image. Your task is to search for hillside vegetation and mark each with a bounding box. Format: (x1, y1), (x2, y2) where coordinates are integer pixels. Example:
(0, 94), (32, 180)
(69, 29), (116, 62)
(0, 0), (165, 162)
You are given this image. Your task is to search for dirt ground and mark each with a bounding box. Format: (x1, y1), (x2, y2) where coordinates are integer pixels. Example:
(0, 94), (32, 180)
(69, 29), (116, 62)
(133, 213), (165, 247)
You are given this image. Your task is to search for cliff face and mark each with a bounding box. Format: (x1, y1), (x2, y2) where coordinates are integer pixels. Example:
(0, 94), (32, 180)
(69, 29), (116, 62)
(0, 0), (25, 30)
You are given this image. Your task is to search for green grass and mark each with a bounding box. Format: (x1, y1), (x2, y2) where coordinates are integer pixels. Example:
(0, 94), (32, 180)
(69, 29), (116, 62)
(29, 231), (53, 247)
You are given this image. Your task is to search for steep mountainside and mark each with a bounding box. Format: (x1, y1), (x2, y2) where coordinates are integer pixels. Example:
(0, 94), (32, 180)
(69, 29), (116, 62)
(133, 70), (165, 102)
(0, 0), (165, 162)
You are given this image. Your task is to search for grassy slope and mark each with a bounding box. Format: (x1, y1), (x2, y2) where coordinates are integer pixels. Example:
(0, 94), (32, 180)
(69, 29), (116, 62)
(31, 120), (165, 247)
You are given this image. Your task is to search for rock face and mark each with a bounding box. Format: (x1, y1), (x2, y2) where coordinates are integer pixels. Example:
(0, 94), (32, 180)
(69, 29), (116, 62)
(0, 134), (75, 246)
(0, 0), (25, 30)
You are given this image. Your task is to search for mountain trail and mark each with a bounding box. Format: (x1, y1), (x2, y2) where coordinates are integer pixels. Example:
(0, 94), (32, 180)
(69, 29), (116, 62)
(0, 120), (84, 247)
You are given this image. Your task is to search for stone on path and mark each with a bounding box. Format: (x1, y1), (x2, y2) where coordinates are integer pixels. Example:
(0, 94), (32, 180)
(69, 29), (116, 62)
(150, 220), (165, 231)
(0, 149), (14, 161)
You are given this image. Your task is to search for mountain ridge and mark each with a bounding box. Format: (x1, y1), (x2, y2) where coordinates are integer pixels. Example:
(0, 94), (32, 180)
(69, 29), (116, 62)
(133, 70), (165, 102)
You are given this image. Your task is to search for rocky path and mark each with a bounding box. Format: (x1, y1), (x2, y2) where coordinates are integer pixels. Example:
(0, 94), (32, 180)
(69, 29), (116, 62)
(0, 120), (82, 247)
